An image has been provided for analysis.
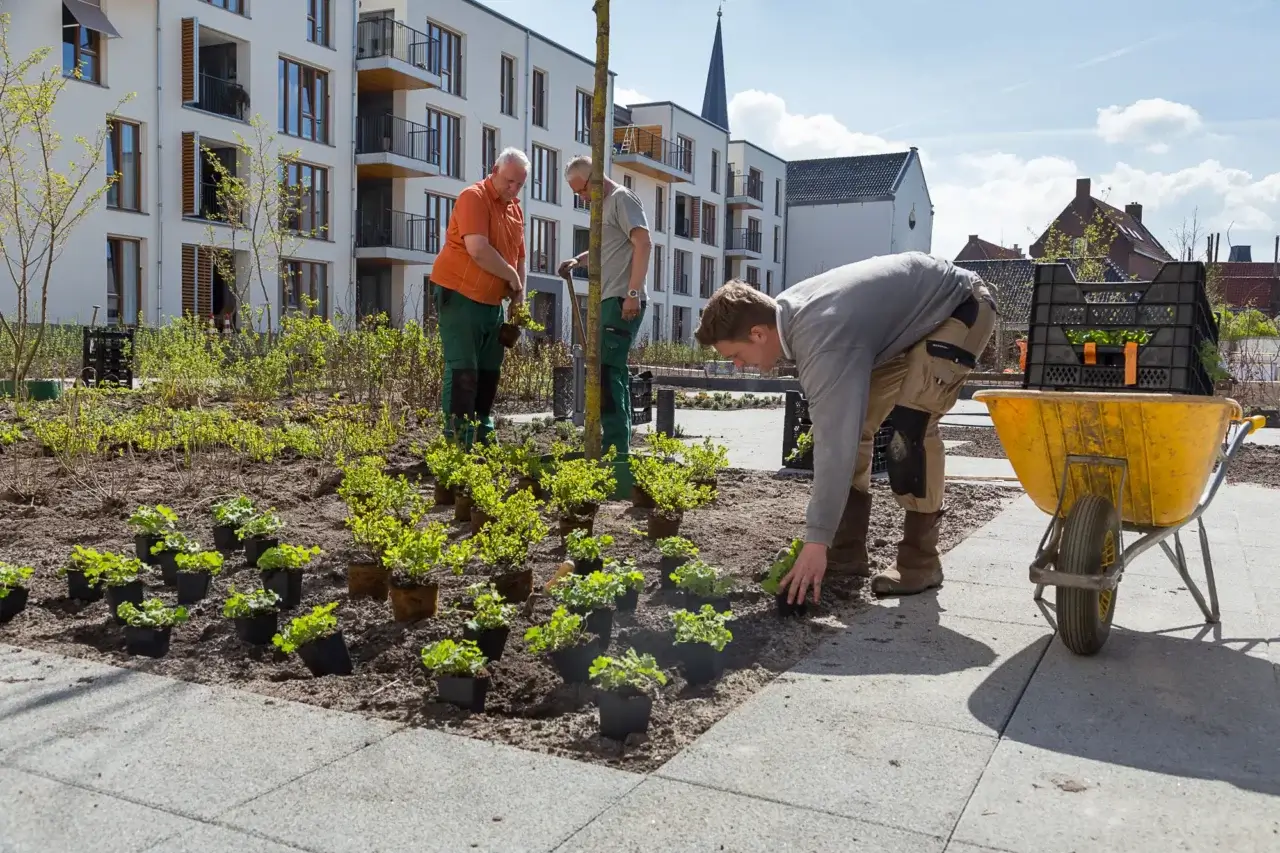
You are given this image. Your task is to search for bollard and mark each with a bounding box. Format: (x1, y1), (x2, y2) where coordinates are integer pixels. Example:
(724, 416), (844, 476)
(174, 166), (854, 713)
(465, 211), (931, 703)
(656, 388), (676, 437)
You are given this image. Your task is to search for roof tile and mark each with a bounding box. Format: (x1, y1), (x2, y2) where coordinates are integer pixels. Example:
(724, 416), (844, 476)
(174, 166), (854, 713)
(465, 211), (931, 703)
(785, 152), (910, 206)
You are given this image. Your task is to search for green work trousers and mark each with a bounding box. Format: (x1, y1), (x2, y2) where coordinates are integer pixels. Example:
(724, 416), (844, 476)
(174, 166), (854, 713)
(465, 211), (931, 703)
(600, 296), (645, 499)
(433, 282), (505, 448)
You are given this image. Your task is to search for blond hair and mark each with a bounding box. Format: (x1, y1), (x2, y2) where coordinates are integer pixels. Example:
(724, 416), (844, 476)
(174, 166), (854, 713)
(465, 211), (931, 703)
(694, 281), (778, 346)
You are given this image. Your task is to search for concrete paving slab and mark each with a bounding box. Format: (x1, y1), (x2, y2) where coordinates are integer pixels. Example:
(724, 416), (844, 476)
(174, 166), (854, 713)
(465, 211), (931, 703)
(943, 843), (1019, 853)
(1245, 546), (1280, 590)
(141, 824), (311, 853)
(553, 777), (945, 853)
(0, 766), (196, 853)
(892, 580), (1058, 629)
(218, 726), (641, 853)
(944, 456), (1018, 480)
(951, 740), (1280, 853)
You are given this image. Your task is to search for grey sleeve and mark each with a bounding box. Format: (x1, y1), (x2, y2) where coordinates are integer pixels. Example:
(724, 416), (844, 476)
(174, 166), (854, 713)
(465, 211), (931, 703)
(801, 347), (873, 547)
(616, 191), (649, 234)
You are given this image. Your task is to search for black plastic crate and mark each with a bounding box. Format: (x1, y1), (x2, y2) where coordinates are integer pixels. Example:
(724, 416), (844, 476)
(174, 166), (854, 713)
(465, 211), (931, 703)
(1023, 261), (1219, 396)
(80, 326), (135, 388)
(629, 369), (653, 426)
(782, 390), (891, 474)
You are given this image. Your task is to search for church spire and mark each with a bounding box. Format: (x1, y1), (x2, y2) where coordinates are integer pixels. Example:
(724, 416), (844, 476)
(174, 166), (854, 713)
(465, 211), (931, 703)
(700, 4), (729, 131)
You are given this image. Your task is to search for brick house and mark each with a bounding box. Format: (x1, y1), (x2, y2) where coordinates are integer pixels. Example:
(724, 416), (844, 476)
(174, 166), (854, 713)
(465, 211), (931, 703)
(1218, 261), (1280, 314)
(1030, 177), (1173, 279)
(954, 235), (1025, 262)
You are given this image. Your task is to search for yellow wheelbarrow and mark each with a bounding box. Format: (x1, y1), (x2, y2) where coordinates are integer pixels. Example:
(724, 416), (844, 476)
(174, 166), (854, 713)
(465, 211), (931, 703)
(972, 389), (1266, 656)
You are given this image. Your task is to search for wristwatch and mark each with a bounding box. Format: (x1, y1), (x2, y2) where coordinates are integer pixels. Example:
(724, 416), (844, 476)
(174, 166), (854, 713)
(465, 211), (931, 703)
(627, 289), (640, 299)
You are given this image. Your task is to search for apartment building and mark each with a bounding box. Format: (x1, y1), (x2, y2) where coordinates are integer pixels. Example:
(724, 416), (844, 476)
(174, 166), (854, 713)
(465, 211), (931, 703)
(726, 139), (786, 298)
(0, 0), (357, 327)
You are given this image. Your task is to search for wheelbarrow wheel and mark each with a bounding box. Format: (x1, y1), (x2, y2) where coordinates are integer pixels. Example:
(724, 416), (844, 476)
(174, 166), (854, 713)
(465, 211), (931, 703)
(1056, 494), (1120, 656)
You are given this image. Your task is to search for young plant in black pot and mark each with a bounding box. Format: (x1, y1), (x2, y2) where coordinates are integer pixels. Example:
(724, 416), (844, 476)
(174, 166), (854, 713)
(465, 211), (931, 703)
(236, 510), (286, 567)
(541, 446), (616, 540)
(256, 544), (321, 609)
(670, 558), (735, 612)
(273, 602), (352, 677)
(762, 538), (808, 617)
(100, 554), (147, 625)
(222, 585), (282, 645)
(150, 531), (200, 586)
(610, 559), (644, 613)
(383, 521), (472, 622)
(589, 648), (667, 740)
(644, 461), (715, 540)
(655, 536), (698, 591)
(420, 638), (491, 712)
(0, 561), (34, 624)
(59, 545), (107, 601)
(211, 495), (256, 551)
(670, 604), (735, 686)
(524, 606), (598, 684)
(461, 582), (518, 661)
(565, 528), (615, 575)
(173, 549), (224, 605)
(117, 598), (190, 658)
(548, 570), (625, 647)
(473, 489), (548, 603)
(128, 504), (179, 566)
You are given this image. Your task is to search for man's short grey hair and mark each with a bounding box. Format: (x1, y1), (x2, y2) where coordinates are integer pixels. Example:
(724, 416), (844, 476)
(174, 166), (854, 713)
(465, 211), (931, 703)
(564, 155), (592, 179)
(494, 147), (530, 171)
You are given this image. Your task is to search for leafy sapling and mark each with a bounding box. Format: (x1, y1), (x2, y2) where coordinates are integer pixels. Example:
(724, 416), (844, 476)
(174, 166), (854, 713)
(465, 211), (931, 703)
(128, 505), (179, 536)
(670, 604), (736, 652)
(549, 571), (626, 613)
(221, 586), (282, 618)
(786, 431), (814, 464)
(0, 562), (34, 598)
(540, 449), (617, 517)
(175, 550), (225, 576)
(211, 495), (256, 529)
(589, 648), (667, 695)
(117, 598), (190, 628)
(524, 606), (591, 654)
(420, 639), (489, 678)
(682, 438), (729, 482)
(272, 602), (340, 654)
(236, 510), (285, 541)
(564, 528), (615, 564)
(761, 538), (803, 595)
(464, 582), (518, 632)
(669, 558), (735, 598)
(257, 544), (322, 572)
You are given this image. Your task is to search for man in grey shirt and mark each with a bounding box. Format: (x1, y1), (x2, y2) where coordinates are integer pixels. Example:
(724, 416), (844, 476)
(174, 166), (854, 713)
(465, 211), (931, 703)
(695, 252), (997, 603)
(558, 155), (652, 498)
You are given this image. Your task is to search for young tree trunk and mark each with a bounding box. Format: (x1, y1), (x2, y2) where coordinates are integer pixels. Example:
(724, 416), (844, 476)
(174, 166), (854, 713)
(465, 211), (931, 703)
(584, 0), (610, 459)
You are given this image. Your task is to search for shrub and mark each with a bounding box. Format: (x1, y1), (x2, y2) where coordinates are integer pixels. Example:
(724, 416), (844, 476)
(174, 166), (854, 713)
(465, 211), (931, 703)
(670, 605), (735, 651)
(682, 438), (729, 482)
(473, 489), (547, 569)
(761, 538), (803, 595)
(524, 605), (589, 654)
(670, 558), (734, 597)
(128, 504), (179, 536)
(175, 550), (224, 575)
(420, 639), (488, 677)
(257, 544), (322, 572)
(117, 598), (190, 629)
(549, 570), (625, 612)
(273, 602), (339, 654)
(564, 528), (614, 563)
(464, 582), (518, 632)
(221, 586), (282, 618)
(589, 648), (667, 694)
(211, 495), (256, 529)
(382, 522), (473, 582)
(541, 447), (616, 516)
(0, 562), (34, 597)
(645, 461), (715, 517)
(421, 432), (469, 489)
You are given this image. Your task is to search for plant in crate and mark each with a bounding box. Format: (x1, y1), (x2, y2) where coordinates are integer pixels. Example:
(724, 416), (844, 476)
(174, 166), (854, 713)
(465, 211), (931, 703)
(669, 558), (735, 612)
(644, 461), (715, 540)
(524, 605), (598, 684)
(761, 538), (808, 617)
(256, 543), (321, 609)
(235, 510), (285, 567)
(681, 438), (729, 488)
(99, 553), (146, 625)
(221, 585), (282, 645)
(273, 601), (352, 677)
(655, 536), (698, 590)
(149, 530), (200, 586)
(59, 544), (108, 601)
(211, 495), (256, 551)
(461, 581), (518, 662)
(116, 598), (190, 658)
(564, 527), (615, 575)
(473, 488), (548, 602)
(420, 638), (491, 712)
(382, 522), (472, 622)
(127, 504), (179, 565)
(540, 446), (617, 537)
(172, 549), (224, 605)
(785, 430), (813, 464)
(0, 561), (34, 624)
(670, 604), (735, 685)
(589, 648), (667, 740)
(548, 570), (625, 647)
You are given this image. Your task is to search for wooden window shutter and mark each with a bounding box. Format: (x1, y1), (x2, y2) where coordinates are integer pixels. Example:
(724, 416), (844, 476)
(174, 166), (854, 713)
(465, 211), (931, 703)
(690, 197), (701, 239)
(196, 248), (214, 318)
(181, 131), (201, 217)
(181, 18), (199, 104)
(181, 245), (197, 316)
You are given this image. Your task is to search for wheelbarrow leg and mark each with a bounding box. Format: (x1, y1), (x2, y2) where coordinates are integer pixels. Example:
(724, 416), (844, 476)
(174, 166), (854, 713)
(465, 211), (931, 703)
(1033, 582), (1045, 602)
(1159, 528), (1220, 624)
(1197, 516), (1222, 622)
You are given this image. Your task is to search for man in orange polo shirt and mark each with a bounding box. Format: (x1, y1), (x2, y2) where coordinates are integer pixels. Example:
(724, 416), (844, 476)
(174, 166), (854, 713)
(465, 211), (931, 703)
(429, 148), (529, 447)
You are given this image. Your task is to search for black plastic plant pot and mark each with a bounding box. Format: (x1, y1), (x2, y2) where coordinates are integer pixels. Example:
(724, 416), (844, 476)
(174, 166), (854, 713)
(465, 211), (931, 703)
(156, 550), (180, 586)
(212, 524), (239, 552)
(550, 641), (599, 684)
(597, 689), (653, 741)
(436, 674), (491, 712)
(617, 587), (640, 613)
(297, 631), (353, 677)
(134, 533), (161, 565)
(235, 612), (279, 645)
(658, 556), (687, 590)
(106, 581), (145, 625)
(463, 625), (511, 662)
(571, 607), (613, 648)
(679, 643), (726, 685)
(66, 570), (104, 602)
(243, 536), (279, 568)
(261, 568), (302, 609)
(0, 587), (30, 624)
(572, 557), (604, 576)
(775, 593), (809, 618)
(175, 571), (211, 605)
(685, 593), (731, 614)
(123, 625), (172, 658)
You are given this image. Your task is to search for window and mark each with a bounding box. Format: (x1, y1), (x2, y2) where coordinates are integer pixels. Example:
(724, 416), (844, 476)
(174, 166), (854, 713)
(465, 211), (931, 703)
(425, 192), (455, 253)
(203, 0), (248, 13)
(278, 58), (330, 143)
(699, 256), (716, 298)
(500, 55), (516, 117)
(106, 237), (141, 325)
(766, 269), (774, 295)
(571, 227), (589, 277)
(426, 108), (462, 179)
(574, 90), (592, 144)
(673, 306), (687, 342)
(774, 225), (780, 262)
(532, 70), (547, 128)
(748, 216), (762, 237)
(674, 250), (690, 295)
(652, 245), (664, 291)
(623, 175), (633, 190)
(428, 22), (463, 96)
(711, 150), (720, 194)
(530, 217), (557, 274)
(654, 187), (665, 233)
(281, 260), (328, 318)
(106, 119), (141, 212)
(283, 161), (329, 237)
(652, 307), (663, 341)
(676, 134), (694, 174)
(307, 0), (330, 47)
(482, 126), (499, 174)
(574, 192), (589, 211)
(775, 178), (782, 216)
(700, 202), (717, 246)
(530, 144), (558, 204)
(62, 7), (101, 83)
(746, 265), (760, 287)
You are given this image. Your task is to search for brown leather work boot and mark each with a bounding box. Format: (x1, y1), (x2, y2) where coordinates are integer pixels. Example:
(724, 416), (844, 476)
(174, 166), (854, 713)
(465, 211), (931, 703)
(827, 487), (873, 577)
(871, 509), (944, 596)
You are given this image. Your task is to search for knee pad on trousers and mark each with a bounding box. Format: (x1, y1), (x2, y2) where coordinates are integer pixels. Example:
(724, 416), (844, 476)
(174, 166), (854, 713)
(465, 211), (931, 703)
(475, 370), (500, 417)
(601, 365), (618, 415)
(886, 405), (929, 500)
(450, 368), (478, 416)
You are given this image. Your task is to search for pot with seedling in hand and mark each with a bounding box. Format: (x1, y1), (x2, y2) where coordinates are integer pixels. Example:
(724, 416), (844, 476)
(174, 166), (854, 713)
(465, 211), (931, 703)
(670, 604), (736, 685)
(421, 638), (491, 712)
(542, 447), (616, 541)
(273, 602), (352, 677)
(461, 582), (518, 661)
(211, 495), (256, 552)
(590, 648), (667, 740)
(0, 561), (34, 624)
(150, 531), (200, 587)
(59, 545), (109, 602)
(174, 549), (224, 605)
(761, 538), (808, 617)
(473, 489), (548, 603)
(525, 606), (600, 684)
(221, 585), (282, 645)
(384, 521), (472, 623)
(565, 528), (614, 576)
(99, 553), (147, 625)
(669, 558), (735, 613)
(118, 598), (190, 658)
(655, 536), (698, 591)
(127, 504), (179, 566)
(256, 544), (321, 610)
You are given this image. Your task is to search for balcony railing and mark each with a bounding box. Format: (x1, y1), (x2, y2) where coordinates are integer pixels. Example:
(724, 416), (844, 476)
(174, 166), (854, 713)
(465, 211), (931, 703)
(356, 114), (439, 165)
(726, 227), (763, 253)
(572, 265), (589, 280)
(195, 73), (249, 120)
(675, 218), (691, 239)
(356, 17), (440, 74)
(613, 126), (692, 174)
(356, 208), (435, 253)
(727, 172), (763, 201)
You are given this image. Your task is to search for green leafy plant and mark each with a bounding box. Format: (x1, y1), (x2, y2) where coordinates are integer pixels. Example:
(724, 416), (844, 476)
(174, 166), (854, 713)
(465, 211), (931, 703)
(540, 447), (617, 516)
(645, 460), (715, 517)
(257, 543), (322, 572)
(670, 604), (735, 652)
(656, 536), (698, 559)
(382, 522), (473, 581)
(786, 430), (813, 463)
(465, 460), (509, 519)
(59, 544), (108, 580)
(174, 550), (224, 575)
(464, 582), (518, 632)
(150, 530), (200, 557)
(682, 437), (729, 482)
(1063, 329), (1152, 346)
(420, 638), (488, 677)
(611, 561), (644, 592)
(524, 605), (590, 654)
(128, 504), (179, 536)
(670, 558), (734, 597)
(549, 570), (625, 612)
(221, 585), (282, 618)
(761, 538), (803, 595)
(473, 489), (547, 569)
(117, 598), (190, 629)
(99, 554), (144, 587)
(508, 299), (545, 332)
(589, 648), (667, 694)
(0, 562), (33, 597)
(564, 528), (614, 562)
(272, 602), (339, 654)
(211, 495), (256, 528)
(236, 510), (285, 540)
(422, 432), (470, 489)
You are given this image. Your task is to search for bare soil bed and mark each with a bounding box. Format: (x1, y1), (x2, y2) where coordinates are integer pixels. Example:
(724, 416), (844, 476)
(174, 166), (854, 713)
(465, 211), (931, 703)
(0, 447), (1010, 772)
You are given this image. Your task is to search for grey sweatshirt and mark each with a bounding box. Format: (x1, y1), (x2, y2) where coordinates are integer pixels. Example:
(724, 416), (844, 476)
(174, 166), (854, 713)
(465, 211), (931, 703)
(777, 252), (985, 546)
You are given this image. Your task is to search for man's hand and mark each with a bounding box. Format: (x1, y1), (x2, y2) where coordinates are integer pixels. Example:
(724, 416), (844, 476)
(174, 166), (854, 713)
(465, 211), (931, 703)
(778, 542), (828, 605)
(506, 266), (524, 300)
(557, 258), (577, 278)
(622, 296), (641, 320)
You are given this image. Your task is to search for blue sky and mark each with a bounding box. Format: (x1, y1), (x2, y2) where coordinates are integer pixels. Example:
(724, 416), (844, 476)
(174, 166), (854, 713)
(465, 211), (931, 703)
(479, 0), (1279, 261)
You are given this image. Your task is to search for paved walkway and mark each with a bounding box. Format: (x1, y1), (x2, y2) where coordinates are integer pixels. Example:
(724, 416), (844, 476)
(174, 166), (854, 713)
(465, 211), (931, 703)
(3, 480), (1278, 851)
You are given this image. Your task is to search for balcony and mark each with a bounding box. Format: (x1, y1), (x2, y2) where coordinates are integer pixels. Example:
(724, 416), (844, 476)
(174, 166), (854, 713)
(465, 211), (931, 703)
(356, 114), (439, 179)
(356, 17), (441, 92)
(355, 209), (436, 265)
(725, 227), (763, 260)
(726, 173), (764, 210)
(194, 73), (249, 121)
(612, 125), (692, 183)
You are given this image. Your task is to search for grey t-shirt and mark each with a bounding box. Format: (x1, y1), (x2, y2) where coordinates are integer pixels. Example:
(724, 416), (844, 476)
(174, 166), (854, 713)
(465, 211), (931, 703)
(600, 185), (649, 301)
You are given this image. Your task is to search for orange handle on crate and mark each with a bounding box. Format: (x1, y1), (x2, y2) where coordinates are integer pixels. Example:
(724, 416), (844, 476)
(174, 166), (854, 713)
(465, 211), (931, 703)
(1017, 339), (1027, 371)
(1082, 342), (1097, 365)
(1123, 342), (1138, 385)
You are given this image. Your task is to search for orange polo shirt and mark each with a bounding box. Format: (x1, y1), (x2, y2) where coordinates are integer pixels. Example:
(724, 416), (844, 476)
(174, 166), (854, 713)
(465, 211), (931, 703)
(431, 177), (526, 306)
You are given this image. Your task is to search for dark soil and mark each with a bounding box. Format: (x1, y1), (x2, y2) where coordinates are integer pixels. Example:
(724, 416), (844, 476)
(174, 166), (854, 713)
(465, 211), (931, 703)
(940, 426), (1009, 459)
(0, 450), (1009, 771)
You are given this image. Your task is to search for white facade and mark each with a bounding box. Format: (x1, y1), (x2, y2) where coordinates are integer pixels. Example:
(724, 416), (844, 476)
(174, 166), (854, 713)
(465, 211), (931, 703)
(726, 139), (786, 297)
(0, 0), (357, 328)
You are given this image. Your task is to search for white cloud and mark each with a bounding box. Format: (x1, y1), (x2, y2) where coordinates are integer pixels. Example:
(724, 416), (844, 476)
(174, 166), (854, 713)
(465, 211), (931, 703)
(614, 87), (651, 107)
(1096, 98), (1203, 145)
(727, 90), (909, 160)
